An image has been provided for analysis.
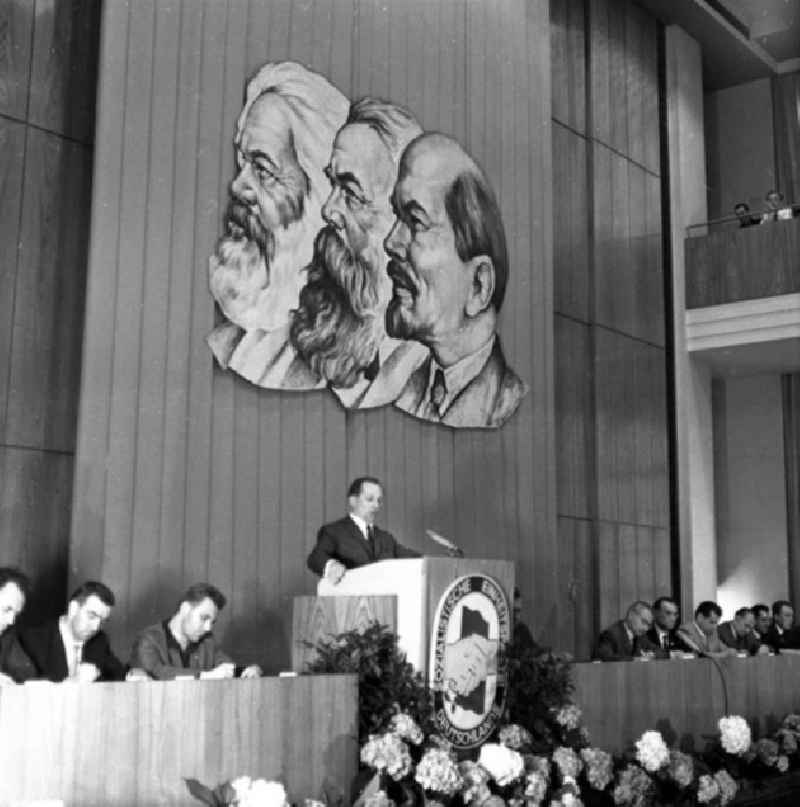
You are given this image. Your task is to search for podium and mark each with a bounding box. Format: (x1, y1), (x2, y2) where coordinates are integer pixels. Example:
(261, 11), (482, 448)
(293, 557), (514, 678)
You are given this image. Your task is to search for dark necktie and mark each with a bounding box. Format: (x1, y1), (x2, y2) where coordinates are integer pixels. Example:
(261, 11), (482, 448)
(366, 525), (375, 558)
(430, 368), (446, 415)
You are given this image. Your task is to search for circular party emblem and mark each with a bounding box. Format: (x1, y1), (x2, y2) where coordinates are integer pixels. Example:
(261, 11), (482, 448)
(428, 574), (511, 748)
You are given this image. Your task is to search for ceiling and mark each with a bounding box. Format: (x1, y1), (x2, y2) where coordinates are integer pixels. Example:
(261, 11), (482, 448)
(636, 0), (800, 90)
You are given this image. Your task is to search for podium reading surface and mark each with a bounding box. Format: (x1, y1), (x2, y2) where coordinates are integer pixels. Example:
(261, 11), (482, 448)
(0, 676), (357, 806)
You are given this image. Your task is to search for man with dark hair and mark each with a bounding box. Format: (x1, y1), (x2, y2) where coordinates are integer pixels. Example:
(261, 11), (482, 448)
(719, 607), (763, 655)
(677, 601), (735, 657)
(763, 600), (800, 652)
(20, 581), (133, 682)
(593, 601), (657, 661)
(0, 567), (36, 685)
(752, 603), (771, 641)
(385, 132), (526, 428)
(130, 583), (262, 680)
(645, 596), (688, 657)
(734, 202), (758, 228)
(307, 476), (419, 584)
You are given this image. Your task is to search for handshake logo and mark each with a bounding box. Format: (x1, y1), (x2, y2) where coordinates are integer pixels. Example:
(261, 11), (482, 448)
(429, 575), (510, 748)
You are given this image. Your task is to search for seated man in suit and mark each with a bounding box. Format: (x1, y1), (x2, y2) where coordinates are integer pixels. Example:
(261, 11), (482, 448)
(677, 601), (736, 658)
(593, 601), (658, 661)
(763, 600), (800, 653)
(0, 567), (37, 685)
(645, 596), (690, 658)
(130, 583), (262, 680)
(20, 581), (138, 682)
(718, 607), (764, 655)
(752, 603), (772, 650)
(307, 476), (420, 585)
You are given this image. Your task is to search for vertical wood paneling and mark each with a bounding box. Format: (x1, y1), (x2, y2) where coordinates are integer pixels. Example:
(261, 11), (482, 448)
(556, 516), (595, 659)
(0, 118), (26, 434)
(72, 0), (554, 663)
(773, 73), (800, 207)
(0, 0), (35, 120)
(4, 130), (91, 453)
(553, 121), (589, 320)
(551, 0), (585, 133)
(28, 0), (101, 144)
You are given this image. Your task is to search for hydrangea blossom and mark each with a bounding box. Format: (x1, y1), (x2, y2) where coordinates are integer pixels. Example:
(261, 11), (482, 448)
(415, 748), (463, 795)
(360, 733), (412, 780)
(612, 764), (652, 807)
(718, 715), (751, 755)
(552, 747), (582, 780)
(755, 738), (779, 767)
(458, 760), (491, 805)
(713, 769), (738, 806)
(524, 771), (548, 805)
(232, 778), (289, 807)
(553, 705), (583, 731)
(389, 713), (424, 745)
(667, 750), (694, 788)
(497, 724), (533, 750)
(579, 747), (613, 790)
(478, 743), (526, 787)
(634, 731), (669, 773)
(777, 754), (789, 773)
(697, 774), (720, 804)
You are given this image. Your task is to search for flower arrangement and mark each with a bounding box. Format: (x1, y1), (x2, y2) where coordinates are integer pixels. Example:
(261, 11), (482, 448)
(185, 776), (290, 807)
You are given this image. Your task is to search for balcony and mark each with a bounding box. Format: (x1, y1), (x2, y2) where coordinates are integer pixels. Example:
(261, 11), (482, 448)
(684, 215), (800, 374)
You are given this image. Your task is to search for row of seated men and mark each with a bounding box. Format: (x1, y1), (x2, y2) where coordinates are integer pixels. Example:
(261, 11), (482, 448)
(0, 567), (261, 685)
(593, 597), (800, 661)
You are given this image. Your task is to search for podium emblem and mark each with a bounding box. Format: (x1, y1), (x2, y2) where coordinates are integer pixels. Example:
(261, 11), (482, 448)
(429, 574), (510, 748)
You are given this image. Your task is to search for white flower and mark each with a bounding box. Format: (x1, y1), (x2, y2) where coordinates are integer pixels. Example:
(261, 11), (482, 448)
(478, 743), (526, 786)
(697, 774), (720, 804)
(777, 755), (789, 773)
(634, 731), (669, 773)
(364, 790), (395, 807)
(553, 705), (582, 731)
(360, 733), (412, 780)
(713, 770), (738, 806)
(552, 747), (582, 780)
(579, 747), (613, 790)
(524, 771), (548, 804)
(238, 780), (289, 807)
(415, 748), (463, 795)
(389, 713), (424, 745)
(718, 715), (752, 755)
(231, 777), (253, 798)
(498, 724), (533, 750)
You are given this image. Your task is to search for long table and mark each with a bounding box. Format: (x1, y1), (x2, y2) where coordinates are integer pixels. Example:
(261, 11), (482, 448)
(0, 674), (357, 806)
(573, 654), (800, 753)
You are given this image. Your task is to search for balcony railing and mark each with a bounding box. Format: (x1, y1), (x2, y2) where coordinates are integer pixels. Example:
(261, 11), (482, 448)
(685, 213), (800, 309)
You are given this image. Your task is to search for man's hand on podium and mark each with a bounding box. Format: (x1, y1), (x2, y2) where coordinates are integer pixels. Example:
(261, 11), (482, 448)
(323, 559), (347, 585)
(125, 667), (149, 682)
(240, 664), (262, 678)
(200, 662), (235, 680)
(0, 672), (16, 687)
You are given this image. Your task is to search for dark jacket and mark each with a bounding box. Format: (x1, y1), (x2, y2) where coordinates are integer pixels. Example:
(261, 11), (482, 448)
(129, 620), (233, 680)
(645, 626), (691, 658)
(0, 628), (38, 682)
(763, 624), (800, 653)
(593, 620), (658, 661)
(306, 516), (419, 577)
(19, 620), (127, 681)
(718, 620), (761, 655)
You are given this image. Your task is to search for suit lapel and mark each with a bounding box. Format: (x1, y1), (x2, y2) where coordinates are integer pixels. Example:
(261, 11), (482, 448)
(49, 622), (69, 680)
(343, 517), (373, 563)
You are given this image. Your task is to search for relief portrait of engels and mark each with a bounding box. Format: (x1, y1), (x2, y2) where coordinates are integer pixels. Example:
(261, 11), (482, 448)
(207, 61), (527, 429)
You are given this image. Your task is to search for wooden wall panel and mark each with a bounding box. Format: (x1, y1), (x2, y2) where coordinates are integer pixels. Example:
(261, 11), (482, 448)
(551, 0), (586, 133)
(72, 0), (555, 666)
(783, 374), (800, 607)
(4, 129), (92, 453)
(773, 72), (800, 207)
(553, 121), (589, 320)
(27, 0), (101, 144)
(0, 118), (25, 433)
(0, 0), (35, 120)
(556, 516), (595, 659)
(0, 0), (98, 618)
(556, 315), (592, 520)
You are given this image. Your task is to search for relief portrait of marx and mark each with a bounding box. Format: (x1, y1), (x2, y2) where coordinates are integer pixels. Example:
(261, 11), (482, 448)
(207, 61), (526, 429)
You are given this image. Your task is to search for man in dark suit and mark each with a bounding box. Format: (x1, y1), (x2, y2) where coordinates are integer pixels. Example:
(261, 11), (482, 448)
(19, 581), (139, 682)
(594, 601), (657, 661)
(0, 567), (37, 685)
(307, 476), (420, 584)
(763, 600), (800, 653)
(384, 133), (526, 429)
(645, 596), (690, 658)
(718, 607), (763, 655)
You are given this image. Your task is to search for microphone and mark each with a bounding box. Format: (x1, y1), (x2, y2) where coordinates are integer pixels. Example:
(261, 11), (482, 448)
(426, 529), (464, 558)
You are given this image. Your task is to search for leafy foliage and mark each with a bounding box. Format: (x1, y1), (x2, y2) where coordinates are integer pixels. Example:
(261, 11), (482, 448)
(303, 620), (433, 744)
